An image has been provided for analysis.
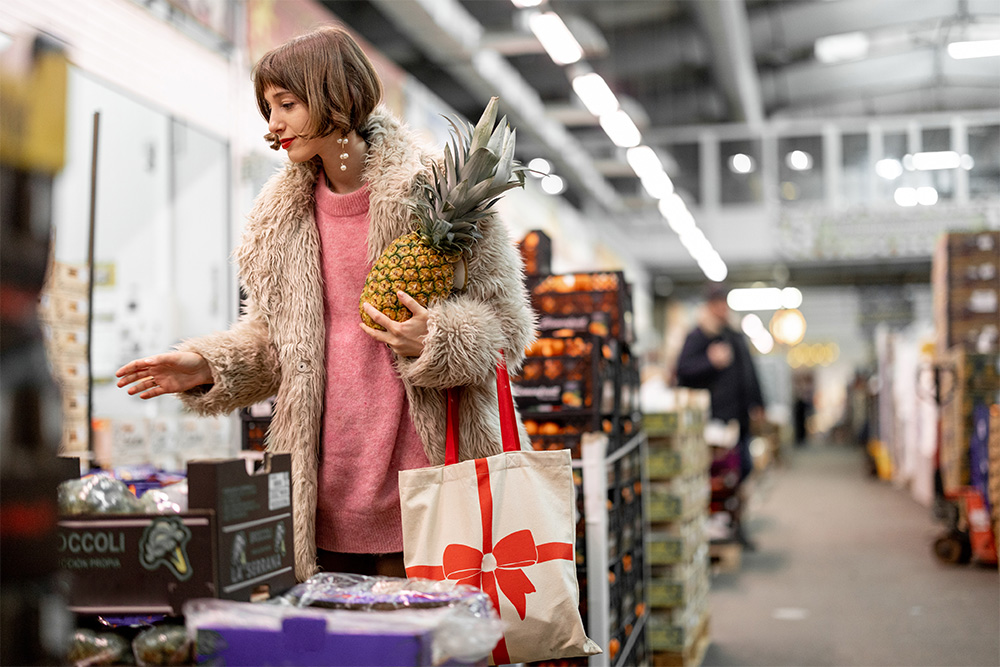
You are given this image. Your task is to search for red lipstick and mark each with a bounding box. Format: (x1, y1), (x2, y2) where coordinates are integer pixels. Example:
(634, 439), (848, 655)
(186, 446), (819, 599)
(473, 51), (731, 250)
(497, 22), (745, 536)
(280, 138), (294, 150)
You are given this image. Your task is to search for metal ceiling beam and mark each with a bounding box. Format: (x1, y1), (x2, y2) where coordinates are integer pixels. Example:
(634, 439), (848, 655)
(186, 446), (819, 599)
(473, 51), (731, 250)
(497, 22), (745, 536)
(690, 0), (765, 127)
(368, 0), (623, 214)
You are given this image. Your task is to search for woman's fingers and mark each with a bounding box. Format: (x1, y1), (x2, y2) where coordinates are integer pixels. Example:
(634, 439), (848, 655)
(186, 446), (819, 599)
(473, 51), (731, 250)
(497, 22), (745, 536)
(123, 375), (153, 398)
(361, 303), (394, 340)
(396, 290), (426, 315)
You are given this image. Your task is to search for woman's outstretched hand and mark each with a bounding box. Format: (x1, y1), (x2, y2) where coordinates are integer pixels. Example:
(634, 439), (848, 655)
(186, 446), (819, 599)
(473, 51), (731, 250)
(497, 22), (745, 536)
(360, 291), (428, 358)
(116, 351), (213, 399)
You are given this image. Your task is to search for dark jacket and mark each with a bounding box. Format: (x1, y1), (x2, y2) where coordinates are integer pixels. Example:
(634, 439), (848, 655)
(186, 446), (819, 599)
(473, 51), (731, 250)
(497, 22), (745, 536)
(676, 320), (763, 440)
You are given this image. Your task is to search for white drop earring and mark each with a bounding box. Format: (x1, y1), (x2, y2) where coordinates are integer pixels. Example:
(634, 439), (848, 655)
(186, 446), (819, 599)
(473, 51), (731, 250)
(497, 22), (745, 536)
(337, 135), (349, 171)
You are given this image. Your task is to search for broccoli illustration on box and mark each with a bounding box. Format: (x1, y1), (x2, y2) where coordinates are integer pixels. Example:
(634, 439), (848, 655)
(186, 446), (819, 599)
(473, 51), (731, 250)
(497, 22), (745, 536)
(139, 516), (193, 581)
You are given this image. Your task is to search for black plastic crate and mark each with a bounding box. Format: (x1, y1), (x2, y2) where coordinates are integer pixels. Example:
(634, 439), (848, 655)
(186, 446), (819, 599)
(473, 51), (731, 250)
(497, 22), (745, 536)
(514, 334), (618, 417)
(528, 271), (634, 344)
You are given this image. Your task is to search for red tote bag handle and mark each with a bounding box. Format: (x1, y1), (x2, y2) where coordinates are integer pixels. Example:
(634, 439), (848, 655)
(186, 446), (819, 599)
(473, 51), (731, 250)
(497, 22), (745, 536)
(445, 350), (520, 465)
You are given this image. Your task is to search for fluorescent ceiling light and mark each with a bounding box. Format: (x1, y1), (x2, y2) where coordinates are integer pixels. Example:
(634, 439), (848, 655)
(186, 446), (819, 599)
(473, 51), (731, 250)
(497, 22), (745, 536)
(665, 209), (696, 235)
(728, 287), (793, 311)
(814, 31), (869, 63)
(741, 314), (767, 337)
(641, 171), (675, 199)
(599, 110), (641, 148)
(679, 228), (713, 258)
(729, 153), (755, 174)
(626, 145), (662, 178)
(948, 39), (1000, 59)
(785, 150), (813, 171)
(540, 173), (566, 195)
(658, 193), (687, 220)
(876, 158), (903, 180)
(658, 194), (695, 234)
(894, 187), (918, 207)
(781, 287), (803, 309)
(904, 151), (962, 171)
(916, 186), (939, 206)
(527, 157), (551, 177)
(528, 12), (583, 65)
(511, 0), (543, 8)
(572, 72), (619, 117)
(699, 254), (728, 283)
(749, 332), (775, 355)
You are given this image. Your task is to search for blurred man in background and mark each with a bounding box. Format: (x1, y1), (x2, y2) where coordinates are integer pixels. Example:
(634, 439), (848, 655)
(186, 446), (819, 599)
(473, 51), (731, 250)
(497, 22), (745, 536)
(676, 283), (764, 547)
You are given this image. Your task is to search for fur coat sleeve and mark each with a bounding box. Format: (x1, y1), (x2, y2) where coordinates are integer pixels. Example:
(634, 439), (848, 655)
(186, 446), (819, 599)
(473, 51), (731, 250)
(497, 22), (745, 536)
(173, 296), (281, 415)
(393, 212), (536, 388)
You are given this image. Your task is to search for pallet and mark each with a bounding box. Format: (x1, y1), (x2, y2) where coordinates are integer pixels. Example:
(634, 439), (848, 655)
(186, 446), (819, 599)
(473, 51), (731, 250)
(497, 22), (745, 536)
(709, 541), (742, 573)
(652, 612), (710, 667)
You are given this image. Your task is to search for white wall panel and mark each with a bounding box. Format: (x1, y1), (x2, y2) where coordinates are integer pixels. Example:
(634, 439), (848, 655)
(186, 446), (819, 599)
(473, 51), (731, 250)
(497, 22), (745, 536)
(0, 0), (233, 140)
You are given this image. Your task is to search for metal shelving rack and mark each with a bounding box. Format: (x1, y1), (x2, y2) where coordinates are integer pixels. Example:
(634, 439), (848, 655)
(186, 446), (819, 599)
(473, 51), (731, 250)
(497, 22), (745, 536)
(578, 430), (649, 667)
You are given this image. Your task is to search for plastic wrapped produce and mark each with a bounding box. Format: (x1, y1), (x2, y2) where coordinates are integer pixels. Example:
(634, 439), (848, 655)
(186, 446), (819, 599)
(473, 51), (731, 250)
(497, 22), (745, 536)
(137, 481), (187, 514)
(186, 574), (503, 665)
(280, 572), (488, 610)
(132, 625), (191, 666)
(59, 476), (145, 515)
(66, 628), (132, 666)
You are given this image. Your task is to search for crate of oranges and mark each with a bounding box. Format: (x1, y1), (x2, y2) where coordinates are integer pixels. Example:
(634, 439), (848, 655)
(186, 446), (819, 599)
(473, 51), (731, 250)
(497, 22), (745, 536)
(514, 334), (619, 415)
(529, 271), (634, 343)
(517, 229), (552, 276)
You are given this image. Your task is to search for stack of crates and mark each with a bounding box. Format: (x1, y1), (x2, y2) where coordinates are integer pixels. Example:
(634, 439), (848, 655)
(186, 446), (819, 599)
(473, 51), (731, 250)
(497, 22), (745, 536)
(644, 390), (712, 667)
(38, 260), (91, 456)
(512, 255), (646, 666)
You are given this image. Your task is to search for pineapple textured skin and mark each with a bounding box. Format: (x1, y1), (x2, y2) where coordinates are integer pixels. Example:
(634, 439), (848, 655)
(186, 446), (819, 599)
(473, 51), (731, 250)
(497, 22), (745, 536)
(360, 231), (454, 330)
(359, 96), (524, 331)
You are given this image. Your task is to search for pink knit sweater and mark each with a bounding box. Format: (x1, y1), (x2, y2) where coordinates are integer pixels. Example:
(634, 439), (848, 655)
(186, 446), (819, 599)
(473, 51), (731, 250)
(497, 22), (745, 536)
(313, 173), (430, 554)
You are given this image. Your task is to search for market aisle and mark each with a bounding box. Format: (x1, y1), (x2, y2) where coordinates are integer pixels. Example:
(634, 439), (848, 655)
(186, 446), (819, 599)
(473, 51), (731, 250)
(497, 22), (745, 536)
(702, 442), (1000, 667)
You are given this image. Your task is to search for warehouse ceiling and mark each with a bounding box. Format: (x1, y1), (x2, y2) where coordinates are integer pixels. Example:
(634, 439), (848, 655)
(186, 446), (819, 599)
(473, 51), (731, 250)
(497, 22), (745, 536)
(324, 0), (1000, 284)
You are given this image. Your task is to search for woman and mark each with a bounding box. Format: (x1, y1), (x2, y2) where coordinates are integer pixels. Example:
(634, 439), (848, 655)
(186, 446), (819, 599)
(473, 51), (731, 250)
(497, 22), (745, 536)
(116, 25), (535, 580)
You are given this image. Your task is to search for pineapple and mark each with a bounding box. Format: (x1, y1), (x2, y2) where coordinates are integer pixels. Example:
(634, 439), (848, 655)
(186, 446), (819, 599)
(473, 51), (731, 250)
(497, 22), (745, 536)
(360, 96), (525, 330)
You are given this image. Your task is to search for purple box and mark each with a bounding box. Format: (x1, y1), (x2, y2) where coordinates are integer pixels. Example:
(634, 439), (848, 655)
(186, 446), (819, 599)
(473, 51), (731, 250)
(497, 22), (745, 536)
(195, 615), (434, 666)
(186, 598), (491, 666)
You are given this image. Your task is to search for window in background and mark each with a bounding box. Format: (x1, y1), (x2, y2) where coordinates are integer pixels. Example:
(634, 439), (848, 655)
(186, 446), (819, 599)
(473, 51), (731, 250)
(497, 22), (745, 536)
(968, 124), (1000, 200)
(875, 131), (908, 204)
(720, 138), (763, 205)
(666, 142), (700, 205)
(778, 135), (824, 202)
(919, 127), (954, 202)
(841, 133), (869, 206)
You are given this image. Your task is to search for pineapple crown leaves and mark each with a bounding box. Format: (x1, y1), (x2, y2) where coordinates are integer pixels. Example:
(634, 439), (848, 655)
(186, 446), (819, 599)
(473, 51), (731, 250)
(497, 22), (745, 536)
(410, 97), (526, 255)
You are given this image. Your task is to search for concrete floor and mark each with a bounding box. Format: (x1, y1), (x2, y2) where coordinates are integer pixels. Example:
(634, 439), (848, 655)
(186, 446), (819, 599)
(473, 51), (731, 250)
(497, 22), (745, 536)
(702, 443), (1000, 667)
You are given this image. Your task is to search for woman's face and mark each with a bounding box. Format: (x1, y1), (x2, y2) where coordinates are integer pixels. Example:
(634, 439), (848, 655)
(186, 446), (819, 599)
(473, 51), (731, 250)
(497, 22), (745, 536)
(264, 86), (338, 163)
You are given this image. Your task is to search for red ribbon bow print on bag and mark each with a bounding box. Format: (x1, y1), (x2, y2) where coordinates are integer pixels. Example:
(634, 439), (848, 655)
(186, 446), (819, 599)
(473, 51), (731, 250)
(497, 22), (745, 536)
(407, 458), (574, 664)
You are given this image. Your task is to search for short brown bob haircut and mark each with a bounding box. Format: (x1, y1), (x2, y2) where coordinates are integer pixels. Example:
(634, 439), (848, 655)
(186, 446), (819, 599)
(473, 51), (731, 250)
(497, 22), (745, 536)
(253, 25), (383, 139)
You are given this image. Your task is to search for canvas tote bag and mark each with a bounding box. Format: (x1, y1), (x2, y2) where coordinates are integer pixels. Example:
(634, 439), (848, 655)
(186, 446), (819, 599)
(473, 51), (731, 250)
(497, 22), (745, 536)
(399, 354), (601, 665)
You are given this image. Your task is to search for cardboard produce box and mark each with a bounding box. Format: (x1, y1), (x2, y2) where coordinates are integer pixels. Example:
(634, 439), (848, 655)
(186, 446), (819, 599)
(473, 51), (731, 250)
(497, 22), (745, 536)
(937, 348), (1000, 494)
(185, 597), (494, 666)
(58, 453), (296, 615)
(932, 231), (1000, 352)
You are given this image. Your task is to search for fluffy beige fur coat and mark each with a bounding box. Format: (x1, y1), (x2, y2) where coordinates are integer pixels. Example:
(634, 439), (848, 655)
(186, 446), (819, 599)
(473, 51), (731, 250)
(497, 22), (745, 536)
(176, 106), (536, 579)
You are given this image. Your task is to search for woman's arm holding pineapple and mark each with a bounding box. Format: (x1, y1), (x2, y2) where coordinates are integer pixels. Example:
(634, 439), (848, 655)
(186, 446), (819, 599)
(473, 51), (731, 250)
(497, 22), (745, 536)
(389, 217), (535, 389)
(360, 290), (430, 357)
